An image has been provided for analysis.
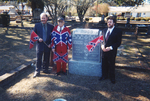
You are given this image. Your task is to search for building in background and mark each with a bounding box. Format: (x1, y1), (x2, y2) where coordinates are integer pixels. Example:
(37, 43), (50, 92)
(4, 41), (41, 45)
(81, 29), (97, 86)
(108, 1), (150, 18)
(143, 0), (150, 4)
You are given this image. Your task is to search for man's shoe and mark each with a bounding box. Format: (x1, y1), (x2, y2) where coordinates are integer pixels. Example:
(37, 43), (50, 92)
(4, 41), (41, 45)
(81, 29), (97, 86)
(56, 72), (61, 76)
(99, 77), (107, 81)
(111, 79), (116, 84)
(43, 70), (50, 74)
(33, 72), (40, 78)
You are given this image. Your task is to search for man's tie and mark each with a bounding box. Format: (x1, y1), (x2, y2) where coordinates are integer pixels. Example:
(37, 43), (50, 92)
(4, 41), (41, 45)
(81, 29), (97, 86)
(43, 25), (47, 41)
(106, 31), (110, 42)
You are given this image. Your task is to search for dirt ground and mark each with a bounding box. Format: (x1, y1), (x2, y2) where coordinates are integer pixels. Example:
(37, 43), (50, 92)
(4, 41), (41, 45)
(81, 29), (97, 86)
(0, 21), (150, 101)
(116, 32), (150, 70)
(0, 66), (150, 101)
(0, 27), (35, 76)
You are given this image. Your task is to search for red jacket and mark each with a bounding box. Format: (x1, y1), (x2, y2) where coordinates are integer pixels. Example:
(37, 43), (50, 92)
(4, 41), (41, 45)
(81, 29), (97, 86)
(51, 25), (72, 63)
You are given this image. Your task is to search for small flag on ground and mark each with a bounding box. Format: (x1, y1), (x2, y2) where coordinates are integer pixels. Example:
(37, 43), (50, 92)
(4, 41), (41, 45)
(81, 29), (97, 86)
(86, 35), (103, 52)
(29, 31), (39, 49)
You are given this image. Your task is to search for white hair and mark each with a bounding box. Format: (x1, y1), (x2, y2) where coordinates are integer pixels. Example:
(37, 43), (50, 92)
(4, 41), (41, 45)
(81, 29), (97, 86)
(40, 13), (48, 18)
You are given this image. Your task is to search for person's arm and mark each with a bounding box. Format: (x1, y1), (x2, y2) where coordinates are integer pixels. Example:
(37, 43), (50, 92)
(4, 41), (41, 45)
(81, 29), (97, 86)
(111, 29), (122, 49)
(34, 24), (43, 42)
(50, 29), (56, 52)
(48, 25), (54, 48)
(101, 29), (108, 52)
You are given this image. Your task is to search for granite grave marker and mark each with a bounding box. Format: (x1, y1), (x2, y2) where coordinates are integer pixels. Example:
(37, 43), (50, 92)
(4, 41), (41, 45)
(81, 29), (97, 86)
(69, 28), (102, 77)
(32, 8), (42, 23)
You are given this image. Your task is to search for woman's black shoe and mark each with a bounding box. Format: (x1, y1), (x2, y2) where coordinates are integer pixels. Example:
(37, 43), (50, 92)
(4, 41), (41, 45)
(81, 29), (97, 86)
(56, 72), (61, 76)
(62, 72), (67, 75)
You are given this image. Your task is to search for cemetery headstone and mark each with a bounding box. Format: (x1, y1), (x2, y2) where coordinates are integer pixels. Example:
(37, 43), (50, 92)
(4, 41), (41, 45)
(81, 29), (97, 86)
(8, 7), (17, 18)
(32, 8), (42, 23)
(101, 14), (105, 21)
(126, 17), (130, 27)
(68, 28), (102, 77)
(98, 14), (105, 26)
(0, 12), (10, 26)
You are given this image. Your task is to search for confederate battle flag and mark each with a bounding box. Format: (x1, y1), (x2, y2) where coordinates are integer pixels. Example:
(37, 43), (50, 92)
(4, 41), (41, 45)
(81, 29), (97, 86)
(86, 35), (103, 52)
(53, 52), (68, 63)
(29, 31), (39, 49)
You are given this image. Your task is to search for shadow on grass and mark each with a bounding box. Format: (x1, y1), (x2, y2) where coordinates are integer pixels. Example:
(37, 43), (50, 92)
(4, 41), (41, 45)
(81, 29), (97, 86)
(0, 24), (150, 101)
(0, 28), (36, 76)
(36, 67), (150, 100)
(1, 65), (149, 101)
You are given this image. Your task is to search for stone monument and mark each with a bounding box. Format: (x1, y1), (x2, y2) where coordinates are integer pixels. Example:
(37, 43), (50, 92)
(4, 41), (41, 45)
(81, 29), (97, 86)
(32, 8), (42, 23)
(68, 28), (102, 77)
(8, 7), (17, 18)
(126, 17), (130, 27)
(98, 14), (105, 25)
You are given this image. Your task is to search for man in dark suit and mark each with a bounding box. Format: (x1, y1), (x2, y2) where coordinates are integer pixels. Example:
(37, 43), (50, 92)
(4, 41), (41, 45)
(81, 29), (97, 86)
(99, 16), (122, 84)
(33, 13), (54, 78)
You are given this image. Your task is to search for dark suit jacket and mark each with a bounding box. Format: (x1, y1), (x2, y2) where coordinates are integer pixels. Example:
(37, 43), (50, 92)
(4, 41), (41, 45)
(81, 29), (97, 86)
(33, 22), (54, 52)
(102, 27), (122, 57)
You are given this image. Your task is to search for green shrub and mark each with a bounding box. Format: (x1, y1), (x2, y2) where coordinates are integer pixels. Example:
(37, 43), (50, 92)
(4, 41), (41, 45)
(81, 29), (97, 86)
(140, 17), (146, 21)
(125, 17), (128, 20)
(135, 17), (141, 21)
(85, 18), (89, 21)
(118, 16), (125, 20)
(124, 17), (131, 20)
(144, 17), (150, 21)
(89, 17), (92, 20)
(130, 17), (135, 20)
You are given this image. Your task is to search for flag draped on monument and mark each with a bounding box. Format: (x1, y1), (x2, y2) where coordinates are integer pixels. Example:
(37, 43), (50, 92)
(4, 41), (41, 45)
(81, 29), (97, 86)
(86, 35), (103, 52)
(29, 31), (39, 49)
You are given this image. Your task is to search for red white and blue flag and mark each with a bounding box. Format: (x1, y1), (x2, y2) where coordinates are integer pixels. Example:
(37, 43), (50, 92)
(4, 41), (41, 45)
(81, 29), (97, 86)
(86, 35), (103, 52)
(51, 31), (72, 50)
(29, 31), (39, 49)
(53, 52), (68, 63)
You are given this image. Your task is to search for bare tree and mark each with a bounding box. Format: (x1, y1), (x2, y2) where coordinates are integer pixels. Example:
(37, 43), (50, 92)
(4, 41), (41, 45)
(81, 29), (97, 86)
(92, 3), (109, 16)
(72, 0), (96, 23)
(6, 0), (26, 27)
(43, 0), (68, 25)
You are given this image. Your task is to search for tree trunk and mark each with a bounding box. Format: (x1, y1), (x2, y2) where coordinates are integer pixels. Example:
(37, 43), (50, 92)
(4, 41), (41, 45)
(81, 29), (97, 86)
(21, 2), (24, 27)
(54, 3), (58, 26)
(78, 15), (83, 23)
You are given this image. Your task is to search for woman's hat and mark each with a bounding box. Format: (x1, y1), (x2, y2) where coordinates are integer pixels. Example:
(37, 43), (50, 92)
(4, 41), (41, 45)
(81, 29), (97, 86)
(57, 17), (64, 21)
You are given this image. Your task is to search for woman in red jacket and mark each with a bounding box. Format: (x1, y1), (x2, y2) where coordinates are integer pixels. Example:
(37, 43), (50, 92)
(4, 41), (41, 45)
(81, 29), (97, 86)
(51, 17), (72, 76)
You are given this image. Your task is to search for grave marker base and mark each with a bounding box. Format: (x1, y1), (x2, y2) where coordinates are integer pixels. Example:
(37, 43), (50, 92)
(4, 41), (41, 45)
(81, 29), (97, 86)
(69, 59), (102, 77)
